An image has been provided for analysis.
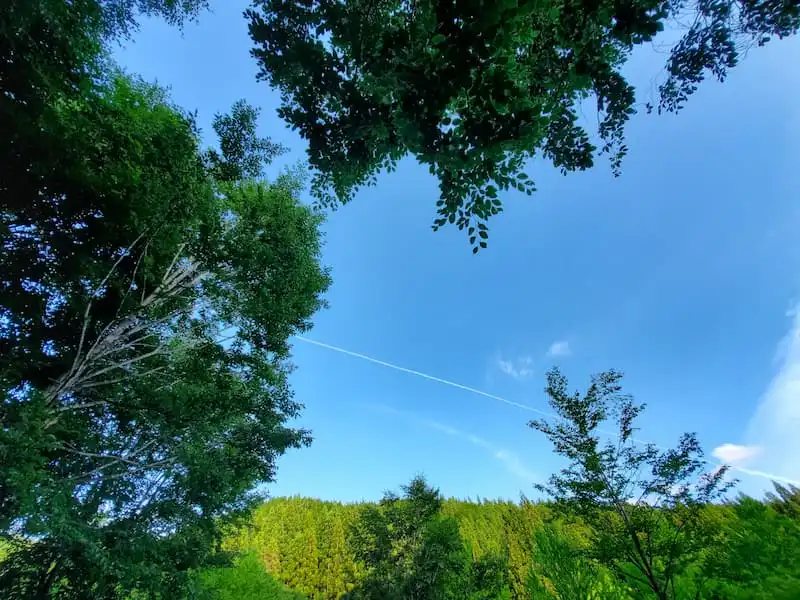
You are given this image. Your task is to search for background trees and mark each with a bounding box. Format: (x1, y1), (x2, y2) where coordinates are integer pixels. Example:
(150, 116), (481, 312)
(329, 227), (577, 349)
(247, 0), (800, 249)
(702, 489), (800, 600)
(201, 479), (800, 600)
(344, 477), (509, 600)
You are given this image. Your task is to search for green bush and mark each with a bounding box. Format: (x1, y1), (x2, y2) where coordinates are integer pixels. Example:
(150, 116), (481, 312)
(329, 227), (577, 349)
(192, 553), (307, 600)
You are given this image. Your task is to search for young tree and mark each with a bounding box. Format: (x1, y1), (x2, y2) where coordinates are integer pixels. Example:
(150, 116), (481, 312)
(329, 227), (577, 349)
(529, 368), (734, 599)
(248, 0), (799, 250)
(0, 43), (330, 600)
(346, 477), (509, 600)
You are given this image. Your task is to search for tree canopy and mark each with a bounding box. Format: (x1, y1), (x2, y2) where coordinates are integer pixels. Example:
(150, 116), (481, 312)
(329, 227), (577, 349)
(345, 477), (510, 600)
(248, 0), (800, 250)
(0, 1), (330, 596)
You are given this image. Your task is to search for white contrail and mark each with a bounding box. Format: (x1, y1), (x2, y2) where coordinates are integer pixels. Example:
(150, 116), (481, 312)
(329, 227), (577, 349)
(295, 336), (800, 487)
(295, 336), (556, 418)
(732, 466), (800, 487)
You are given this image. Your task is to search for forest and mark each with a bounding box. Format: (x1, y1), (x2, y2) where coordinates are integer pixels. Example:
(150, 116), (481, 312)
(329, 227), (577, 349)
(204, 478), (800, 600)
(1, 0), (799, 598)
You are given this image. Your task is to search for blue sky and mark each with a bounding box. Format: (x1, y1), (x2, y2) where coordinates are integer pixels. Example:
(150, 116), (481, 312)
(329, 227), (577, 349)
(115, 2), (800, 502)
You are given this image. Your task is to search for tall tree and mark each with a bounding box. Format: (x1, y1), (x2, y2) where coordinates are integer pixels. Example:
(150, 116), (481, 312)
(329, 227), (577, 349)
(1, 28), (330, 599)
(529, 368), (733, 600)
(248, 0), (799, 250)
(346, 476), (508, 600)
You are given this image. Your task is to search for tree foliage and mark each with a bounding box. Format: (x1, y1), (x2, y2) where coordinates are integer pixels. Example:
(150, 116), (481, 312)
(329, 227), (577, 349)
(702, 488), (800, 600)
(203, 100), (288, 183)
(192, 552), (308, 600)
(248, 0), (799, 250)
(0, 2), (331, 596)
(526, 525), (630, 600)
(225, 495), (546, 600)
(98, 0), (210, 39)
(345, 477), (509, 600)
(529, 368), (734, 599)
(213, 478), (800, 600)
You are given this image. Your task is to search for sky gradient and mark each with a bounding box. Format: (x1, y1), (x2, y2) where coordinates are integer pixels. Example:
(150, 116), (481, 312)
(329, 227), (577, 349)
(114, 2), (800, 502)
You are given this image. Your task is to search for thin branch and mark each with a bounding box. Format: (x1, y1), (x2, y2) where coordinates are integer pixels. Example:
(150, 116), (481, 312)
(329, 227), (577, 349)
(100, 458), (177, 481)
(163, 243), (187, 285)
(67, 440), (162, 482)
(598, 466), (661, 596)
(68, 233), (146, 383)
(77, 366), (168, 391)
(120, 237), (150, 317)
(46, 365), (168, 430)
(130, 471), (171, 518)
(80, 346), (167, 383)
(62, 446), (149, 467)
(213, 332), (240, 347)
(55, 400), (107, 414)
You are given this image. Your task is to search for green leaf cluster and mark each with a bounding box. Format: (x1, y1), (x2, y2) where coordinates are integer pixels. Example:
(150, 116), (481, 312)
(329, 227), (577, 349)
(343, 476), (510, 600)
(248, 0), (799, 249)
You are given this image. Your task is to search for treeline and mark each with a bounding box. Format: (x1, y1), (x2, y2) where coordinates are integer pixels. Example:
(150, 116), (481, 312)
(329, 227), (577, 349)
(222, 497), (542, 598)
(214, 483), (800, 600)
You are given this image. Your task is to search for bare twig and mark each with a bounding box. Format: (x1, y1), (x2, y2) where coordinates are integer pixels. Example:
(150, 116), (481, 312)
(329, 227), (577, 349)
(80, 346), (168, 384)
(66, 439), (163, 483)
(68, 233), (147, 383)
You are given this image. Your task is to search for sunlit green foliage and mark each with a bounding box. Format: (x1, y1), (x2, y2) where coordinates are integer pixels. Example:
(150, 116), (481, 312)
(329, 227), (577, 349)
(215, 481), (800, 600)
(225, 496), (549, 599)
(702, 488), (800, 600)
(527, 525), (631, 599)
(192, 553), (308, 600)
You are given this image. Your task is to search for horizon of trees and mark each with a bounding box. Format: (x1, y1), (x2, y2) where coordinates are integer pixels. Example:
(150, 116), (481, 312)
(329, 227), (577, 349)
(208, 476), (800, 600)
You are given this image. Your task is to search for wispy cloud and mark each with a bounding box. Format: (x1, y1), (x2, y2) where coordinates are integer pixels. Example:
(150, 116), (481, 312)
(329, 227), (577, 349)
(493, 449), (538, 482)
(370, 404), (538, 484)
(546, 340), (571, 358)
(711, 443), (762, 465)
(496, 355), (535, 380)
(711, 305), (800, 489)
